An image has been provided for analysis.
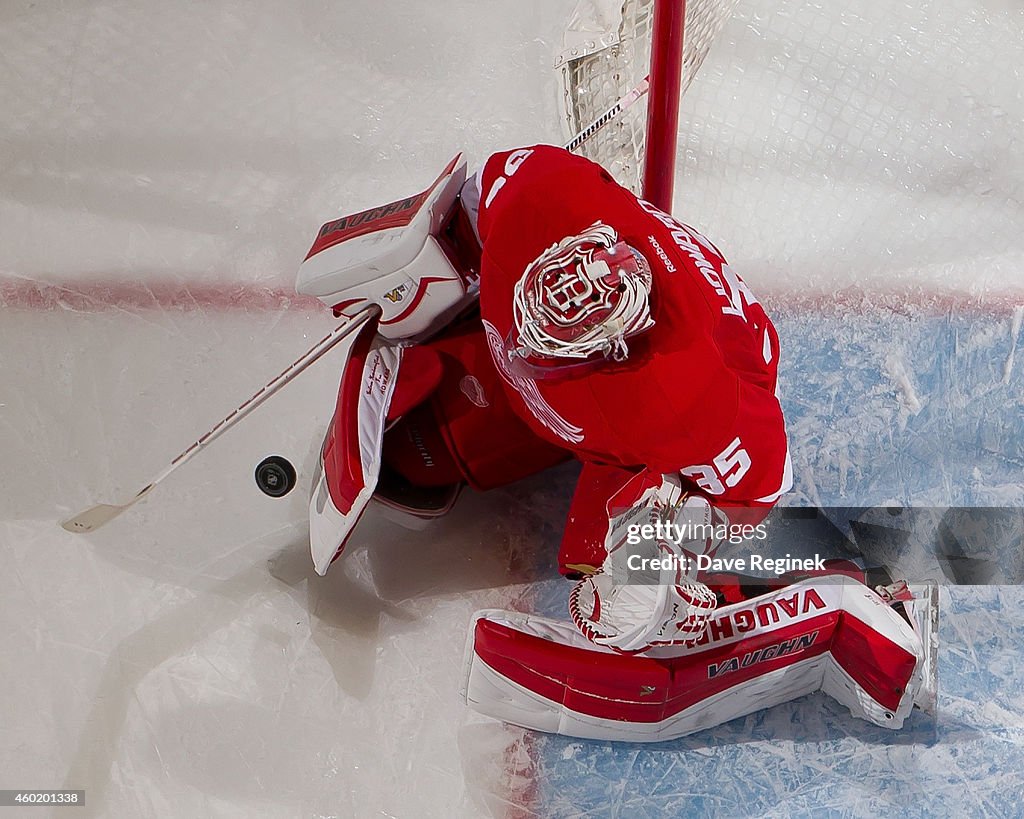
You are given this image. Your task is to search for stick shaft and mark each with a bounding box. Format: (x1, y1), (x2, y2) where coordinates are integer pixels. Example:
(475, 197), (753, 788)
(61, 306), (377, 532)
(564, 76), (651, 154)
(167, 307), (375, 474)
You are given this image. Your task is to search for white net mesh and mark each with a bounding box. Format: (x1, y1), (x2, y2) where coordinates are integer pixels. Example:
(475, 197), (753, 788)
(557, 0), (1023, 296)
(670, 0), (1024, 293)
(557, 0), (741, 193)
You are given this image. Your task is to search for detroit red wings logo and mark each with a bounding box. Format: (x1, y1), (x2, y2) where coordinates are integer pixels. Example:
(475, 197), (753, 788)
(482, 319), (584, 444)
(459, 375), (490, 408)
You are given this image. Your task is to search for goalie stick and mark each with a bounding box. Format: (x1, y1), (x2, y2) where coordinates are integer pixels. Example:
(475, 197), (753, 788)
(564, 76), (650, 153)
(62, 78), (647, 535)
(60, 305), (380, 534)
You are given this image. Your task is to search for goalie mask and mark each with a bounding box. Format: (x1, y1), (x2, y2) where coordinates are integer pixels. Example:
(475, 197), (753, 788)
(511, 222), (654, 364)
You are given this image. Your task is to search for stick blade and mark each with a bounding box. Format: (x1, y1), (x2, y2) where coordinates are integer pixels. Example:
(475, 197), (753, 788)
(60, 503), (127, 533)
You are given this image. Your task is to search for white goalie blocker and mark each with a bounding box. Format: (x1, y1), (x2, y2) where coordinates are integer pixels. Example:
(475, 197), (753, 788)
(296, 154), (476, 341)
(296, 155), (476, 574)
(463, 576), (939, 742)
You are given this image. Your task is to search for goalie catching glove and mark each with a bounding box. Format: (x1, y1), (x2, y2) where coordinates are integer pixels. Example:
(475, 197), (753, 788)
(569, 473), (727, 652)
(570, 573), (718, 653)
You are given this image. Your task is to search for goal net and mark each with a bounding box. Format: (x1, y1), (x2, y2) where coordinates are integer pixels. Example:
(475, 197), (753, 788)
(556, 0), (740, 197)
(556, 0), (1023, 293)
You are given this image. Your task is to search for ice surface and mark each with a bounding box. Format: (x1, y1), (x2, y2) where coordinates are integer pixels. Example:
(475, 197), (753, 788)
(530, 588), (1024, 818)
(1, 2), (574, 808)
(0, 307), (577, 816)
(2, 0), (1023, 816)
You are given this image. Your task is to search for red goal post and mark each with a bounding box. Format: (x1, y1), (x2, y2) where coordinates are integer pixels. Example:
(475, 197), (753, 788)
(643, 0), (687, 211)
(556, 0), (739, 212)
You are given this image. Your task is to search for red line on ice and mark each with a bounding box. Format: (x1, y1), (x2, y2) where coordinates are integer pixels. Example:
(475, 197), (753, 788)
(0, 279), (322, 312)
(764, 287), (1024, 316)
(2, 279), (1023, 315)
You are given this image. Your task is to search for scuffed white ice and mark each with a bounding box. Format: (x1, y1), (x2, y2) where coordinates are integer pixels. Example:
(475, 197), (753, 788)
(0, 308), (575, 817)
(2, 0), (1024, 815)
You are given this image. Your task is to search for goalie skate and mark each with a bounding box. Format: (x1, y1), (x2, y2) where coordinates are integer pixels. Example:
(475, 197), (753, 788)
(871, 573), (939, 716)
(372, 463), (462, 531)
(905, 582), (940, 716)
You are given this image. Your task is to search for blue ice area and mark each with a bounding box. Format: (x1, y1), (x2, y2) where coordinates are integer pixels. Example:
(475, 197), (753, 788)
(772, 303), (1024, 585)
(530, 305), (1024, 817)
(774, 303), (1024, 513)
(531, 586), (1023, 818)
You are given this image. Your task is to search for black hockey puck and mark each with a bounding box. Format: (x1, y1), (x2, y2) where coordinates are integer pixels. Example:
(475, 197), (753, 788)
(255, 455), (297, 498)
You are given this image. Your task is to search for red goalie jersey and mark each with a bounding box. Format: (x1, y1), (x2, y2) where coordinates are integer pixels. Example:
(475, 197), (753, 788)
(297, 147), (934, 740)
(474, 145), (791, 566)
(299, 144), (791, 586)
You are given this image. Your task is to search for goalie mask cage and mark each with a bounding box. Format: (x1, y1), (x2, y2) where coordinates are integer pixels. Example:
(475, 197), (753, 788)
(557, 0), (740, 210)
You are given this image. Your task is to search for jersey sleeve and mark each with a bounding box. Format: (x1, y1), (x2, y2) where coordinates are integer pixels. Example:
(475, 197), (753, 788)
(677, 322), (792, 523)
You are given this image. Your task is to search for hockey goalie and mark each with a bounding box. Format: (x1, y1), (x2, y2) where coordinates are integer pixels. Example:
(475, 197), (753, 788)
(294, 145), (938, 742)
